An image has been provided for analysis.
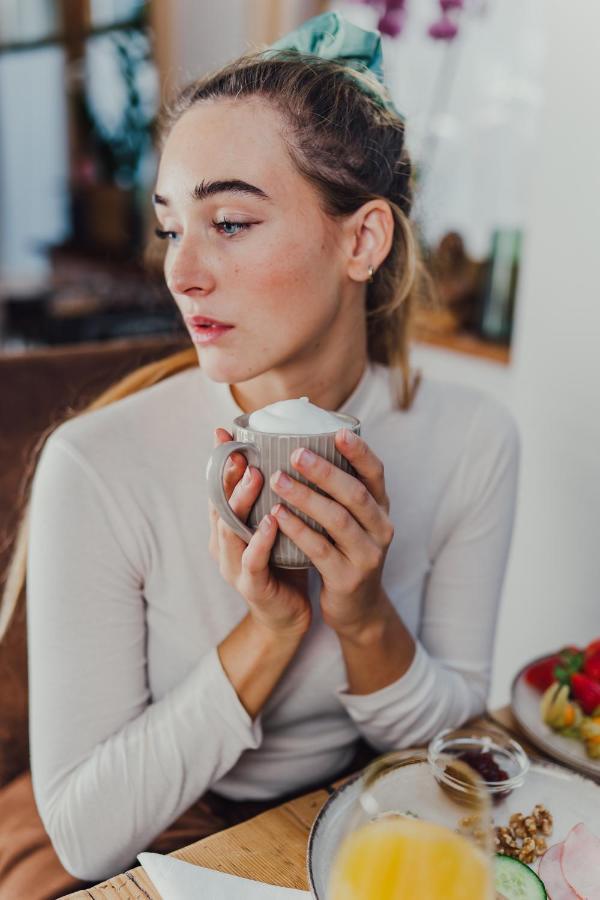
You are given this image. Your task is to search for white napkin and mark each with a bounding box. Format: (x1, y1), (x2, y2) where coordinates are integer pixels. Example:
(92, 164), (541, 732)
(138, 852), (312, 900)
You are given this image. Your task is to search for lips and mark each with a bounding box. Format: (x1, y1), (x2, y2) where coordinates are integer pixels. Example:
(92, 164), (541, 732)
(185, 315), (234, 329)
(185, 315), (234, 346)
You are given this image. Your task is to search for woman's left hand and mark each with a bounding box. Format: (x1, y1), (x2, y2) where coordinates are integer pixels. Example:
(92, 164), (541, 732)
(270, 428), (395, 640)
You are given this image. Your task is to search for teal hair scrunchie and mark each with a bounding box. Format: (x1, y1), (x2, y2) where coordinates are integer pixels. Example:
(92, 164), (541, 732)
(262, 11), (404, 121)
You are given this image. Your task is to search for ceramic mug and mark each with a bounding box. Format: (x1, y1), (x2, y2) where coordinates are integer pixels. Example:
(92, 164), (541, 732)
(206, 412), (361, 568)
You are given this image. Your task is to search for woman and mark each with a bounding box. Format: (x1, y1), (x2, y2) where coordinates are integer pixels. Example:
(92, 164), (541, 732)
(0, 12), (519, 895)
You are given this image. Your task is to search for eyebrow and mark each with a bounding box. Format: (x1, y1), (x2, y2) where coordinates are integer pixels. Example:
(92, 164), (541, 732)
(152, 178), (272, 207)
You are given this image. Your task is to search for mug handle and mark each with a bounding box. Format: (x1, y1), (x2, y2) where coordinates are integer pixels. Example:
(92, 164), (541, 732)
(205, 441), (262, 543)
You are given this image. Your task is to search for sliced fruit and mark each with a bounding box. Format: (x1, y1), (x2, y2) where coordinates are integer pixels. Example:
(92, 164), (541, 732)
(494, 855), (546, 899)
(537, 844), (578, 899)
(561, 822), (600, 897)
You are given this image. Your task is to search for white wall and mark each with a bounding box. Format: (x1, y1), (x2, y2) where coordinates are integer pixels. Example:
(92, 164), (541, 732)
(412, 1), (600, 706)
(171, 0), (247, 85)
(157, 0), (323, 91)
(490, 0), (600, 705)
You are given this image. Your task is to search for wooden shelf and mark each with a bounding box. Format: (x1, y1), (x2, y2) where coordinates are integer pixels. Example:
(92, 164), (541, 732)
(412, 327), (511, 365)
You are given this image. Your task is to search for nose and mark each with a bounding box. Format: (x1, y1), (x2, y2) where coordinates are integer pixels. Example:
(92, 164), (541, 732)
(165, 236), (216, 296)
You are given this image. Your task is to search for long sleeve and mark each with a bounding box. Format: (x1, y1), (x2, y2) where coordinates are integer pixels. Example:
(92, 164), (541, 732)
(27, 433), (262, 882)
(336, 402), (520, 750)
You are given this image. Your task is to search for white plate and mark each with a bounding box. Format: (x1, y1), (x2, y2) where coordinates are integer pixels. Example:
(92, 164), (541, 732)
(511, 661), (600, 781)
(306, 758), (600, 899)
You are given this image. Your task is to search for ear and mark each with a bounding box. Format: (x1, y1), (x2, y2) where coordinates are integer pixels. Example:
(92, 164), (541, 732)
(342, 199), (395, 283)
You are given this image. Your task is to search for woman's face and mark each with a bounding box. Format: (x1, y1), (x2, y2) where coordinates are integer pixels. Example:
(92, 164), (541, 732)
(153, 97), (360, 386)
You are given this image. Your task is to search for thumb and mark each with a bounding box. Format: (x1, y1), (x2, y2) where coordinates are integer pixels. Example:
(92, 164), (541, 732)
(213, 427), (246, 482)
(214, 427), (233, 447)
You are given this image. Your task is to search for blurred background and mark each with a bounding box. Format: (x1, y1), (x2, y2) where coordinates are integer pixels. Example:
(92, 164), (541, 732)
(0, 0), (533, 351)
(0, 0), (598, 705)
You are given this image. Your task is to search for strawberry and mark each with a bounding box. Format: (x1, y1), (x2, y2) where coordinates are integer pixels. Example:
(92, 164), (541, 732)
(584, 650), (600, 682)
(525, 655), (562, 692)
(585, 639), (600, 658)
(570, 673), (600, 715)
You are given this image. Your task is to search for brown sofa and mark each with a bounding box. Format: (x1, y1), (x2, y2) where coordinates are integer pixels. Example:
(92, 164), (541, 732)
(0, 335), (189, 790)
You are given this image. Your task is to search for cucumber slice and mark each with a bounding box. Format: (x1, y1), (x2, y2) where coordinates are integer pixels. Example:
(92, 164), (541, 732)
(495, 855), (547, 899)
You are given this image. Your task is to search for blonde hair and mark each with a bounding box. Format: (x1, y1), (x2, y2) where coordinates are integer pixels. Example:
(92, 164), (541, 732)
(1, 48), (432, 642)
(160, 49), (430, 406)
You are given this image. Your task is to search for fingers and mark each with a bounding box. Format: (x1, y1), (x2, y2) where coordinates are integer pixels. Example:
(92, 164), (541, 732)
(241, 514), (278, 577)
(229, 465), (264, 521)
(286, 442), (390, 543)
(271, 501), (385, 590)
(270, 502), (345, 579)
(217, 465), (264, 573)
(334, 430), (390, 510)
(214, 427), (247, 500)
(271, 461), (393, 553)
(208, 499), (220, 561)
(211, 428), (265, 574)
(209, 431), (279, 592)
(207, 421), (249, 563)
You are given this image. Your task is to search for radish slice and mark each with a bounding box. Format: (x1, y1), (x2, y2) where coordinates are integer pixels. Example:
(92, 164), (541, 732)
(561, 823), (600, 898)
(538, 843), (580, 899)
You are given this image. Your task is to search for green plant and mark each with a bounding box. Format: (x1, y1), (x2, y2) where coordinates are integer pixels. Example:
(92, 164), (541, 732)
(82, 22), (156, 186)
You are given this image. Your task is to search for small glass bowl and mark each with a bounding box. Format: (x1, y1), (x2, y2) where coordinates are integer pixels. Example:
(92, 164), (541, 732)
(427, 725), (530, 802)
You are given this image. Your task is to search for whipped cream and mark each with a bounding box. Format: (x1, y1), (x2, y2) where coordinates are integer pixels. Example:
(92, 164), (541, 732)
(248, 396), (346, 434)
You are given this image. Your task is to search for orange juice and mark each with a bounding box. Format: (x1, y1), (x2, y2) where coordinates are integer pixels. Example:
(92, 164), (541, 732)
(328, 816), (494, 900)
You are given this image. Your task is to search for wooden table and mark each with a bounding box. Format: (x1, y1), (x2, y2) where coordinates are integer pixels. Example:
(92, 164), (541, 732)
(61, 707), (526, 899)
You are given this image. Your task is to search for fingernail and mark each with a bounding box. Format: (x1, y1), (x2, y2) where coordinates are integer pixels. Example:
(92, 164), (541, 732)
(272, 470), (292, 490)
(272, 503), (289, 519)
(341, 428), (357, 445)
(292, 447), (315, 466)
(242, 466), (253, 486)
(260, 514), (272, 533)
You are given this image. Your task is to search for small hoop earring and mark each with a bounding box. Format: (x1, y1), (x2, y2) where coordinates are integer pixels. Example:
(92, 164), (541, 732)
(367, 265), (375, 283)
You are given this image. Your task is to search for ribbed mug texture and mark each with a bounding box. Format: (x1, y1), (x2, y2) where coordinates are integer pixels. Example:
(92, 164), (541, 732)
(233, 412), (361, 568)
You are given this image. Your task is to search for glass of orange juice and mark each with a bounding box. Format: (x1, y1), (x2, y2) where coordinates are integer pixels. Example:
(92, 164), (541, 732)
(327, 750), (494, 900)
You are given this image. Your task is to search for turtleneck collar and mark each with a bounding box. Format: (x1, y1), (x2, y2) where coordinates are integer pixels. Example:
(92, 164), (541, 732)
(205, 361), (387, 428)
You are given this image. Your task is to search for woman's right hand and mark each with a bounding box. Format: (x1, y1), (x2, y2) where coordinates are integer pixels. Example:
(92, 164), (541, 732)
(208, 428), (312, 640)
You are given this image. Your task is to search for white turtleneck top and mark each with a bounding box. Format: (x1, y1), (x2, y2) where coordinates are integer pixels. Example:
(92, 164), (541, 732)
(27, 362), (519, 880)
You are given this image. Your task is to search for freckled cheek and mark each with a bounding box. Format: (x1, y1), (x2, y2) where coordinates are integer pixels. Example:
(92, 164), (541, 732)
(245, 235), (323, 296)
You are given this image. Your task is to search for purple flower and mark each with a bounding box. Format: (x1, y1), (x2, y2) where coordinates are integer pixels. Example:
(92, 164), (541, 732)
(378, 6), (407, 37)
(428, 14), (459, 40)
(356, 0), (464, 42)
(440, 0), (464, 10)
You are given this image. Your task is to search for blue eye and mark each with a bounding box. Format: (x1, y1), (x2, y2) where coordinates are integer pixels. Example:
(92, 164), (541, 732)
(154, 228), (178, 241)
(154, 220), (253, 242)
(212, 219), (252, 236)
